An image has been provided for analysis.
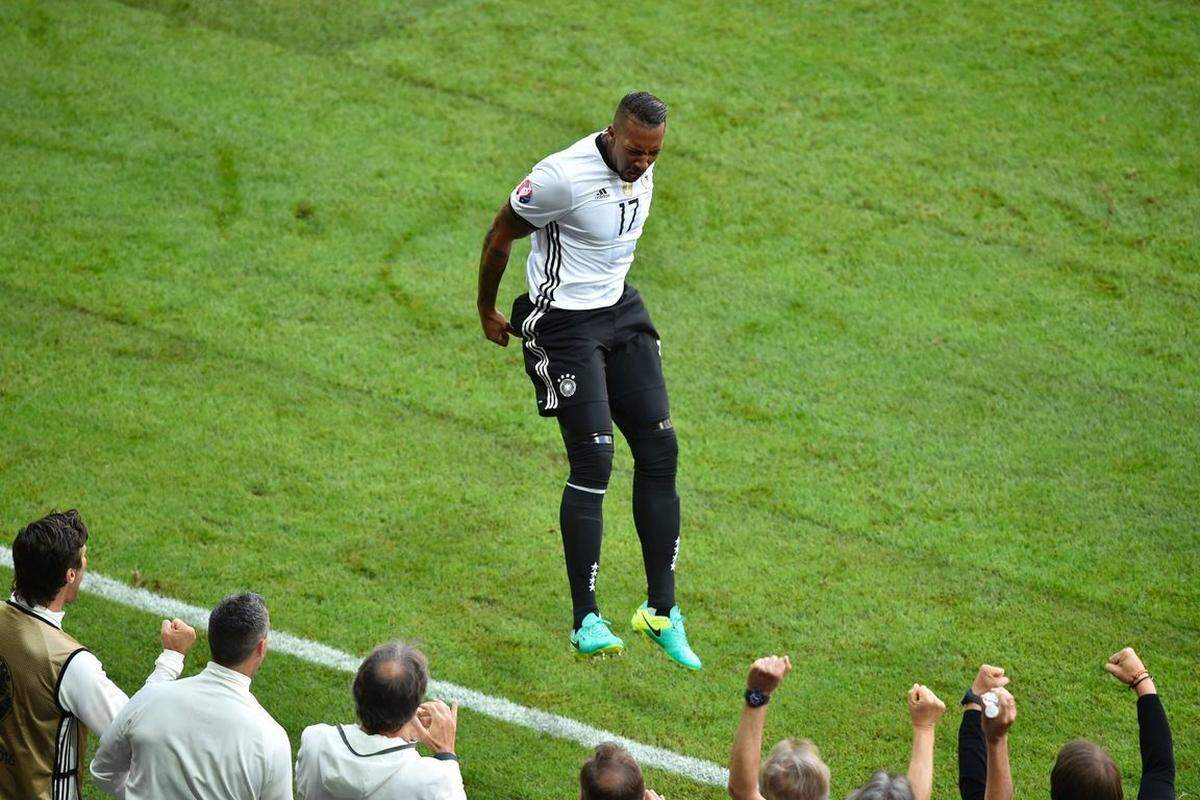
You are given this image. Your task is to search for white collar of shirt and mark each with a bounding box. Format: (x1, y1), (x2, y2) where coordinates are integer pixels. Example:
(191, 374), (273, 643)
(202, 660), (253, 693)
(9, 592), (65, 629)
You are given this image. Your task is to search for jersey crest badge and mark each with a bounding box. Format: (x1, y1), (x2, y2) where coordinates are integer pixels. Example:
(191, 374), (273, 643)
(621, 181), (634, 197)
(516, 178), (534, 204)
(557, 373), (577, 398)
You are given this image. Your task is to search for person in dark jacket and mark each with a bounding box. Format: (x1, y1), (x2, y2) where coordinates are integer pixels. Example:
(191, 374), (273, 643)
(957, 648), (1175, 800)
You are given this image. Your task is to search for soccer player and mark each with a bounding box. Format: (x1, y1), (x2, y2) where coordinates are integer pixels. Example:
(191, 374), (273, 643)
(476, 91), (700, 669)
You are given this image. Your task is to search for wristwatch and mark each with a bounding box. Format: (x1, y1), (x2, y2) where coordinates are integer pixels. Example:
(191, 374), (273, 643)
(745, 688), (770, 708)
(962, 689), (982, 707)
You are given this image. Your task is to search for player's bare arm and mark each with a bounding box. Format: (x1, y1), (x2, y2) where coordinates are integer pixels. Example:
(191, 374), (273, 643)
(477, 201), (535, 347)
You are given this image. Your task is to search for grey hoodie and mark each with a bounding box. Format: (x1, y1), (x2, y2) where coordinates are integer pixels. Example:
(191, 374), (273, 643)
(295, 723), (466, 800)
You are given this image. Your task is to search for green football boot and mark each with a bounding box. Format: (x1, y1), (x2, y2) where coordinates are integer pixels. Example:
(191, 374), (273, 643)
(631, 603), (702, 670)
(571, 612), (625, 657)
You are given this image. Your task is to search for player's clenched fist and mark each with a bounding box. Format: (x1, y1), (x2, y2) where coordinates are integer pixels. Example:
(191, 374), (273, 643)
(160, 618), (197, 655)
(479, 307), (515, 347)
(747, 655), (792, 694)
(971, 664), (1009, 696)
(412, 700), (459, 755)
(907, 684), (946, 729)
(1104, 647), (1147, 685)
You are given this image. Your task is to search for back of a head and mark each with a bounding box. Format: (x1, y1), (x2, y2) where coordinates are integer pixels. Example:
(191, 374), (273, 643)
(580, 742), (644, 800)
(846, 771), (914, 800)
(208, 592), (269, 668)
(1051, 740), (1123, 800)
(11, 510), (88, 606)
(760, 738), (830, 800)
(352, 641), (428, 735)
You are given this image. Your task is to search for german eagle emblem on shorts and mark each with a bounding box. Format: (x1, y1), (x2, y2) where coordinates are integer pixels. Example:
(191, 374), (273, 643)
(557, 373), (577, 398)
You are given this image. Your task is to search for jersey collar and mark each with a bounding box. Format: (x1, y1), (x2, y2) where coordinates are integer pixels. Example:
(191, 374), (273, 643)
(594, 132), (621, 177)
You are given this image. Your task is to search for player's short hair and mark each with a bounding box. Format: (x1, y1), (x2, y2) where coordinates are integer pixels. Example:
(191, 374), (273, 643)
(846, 771), (915, 800)
(208, 592), (270, 667)
(1051, 740), (1123, 800)
(11, 510), (89, 607)
(760, 738), (831, 800)
(616, 91), (667, 128)
(353, 641), (429, 735)
(580, 742), (644, 800)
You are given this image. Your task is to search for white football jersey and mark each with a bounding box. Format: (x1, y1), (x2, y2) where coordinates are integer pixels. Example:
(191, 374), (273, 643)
(509, 131), (655, 310)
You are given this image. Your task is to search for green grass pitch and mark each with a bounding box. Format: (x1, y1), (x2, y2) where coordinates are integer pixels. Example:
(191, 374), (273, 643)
(1, 1), (1196, 798)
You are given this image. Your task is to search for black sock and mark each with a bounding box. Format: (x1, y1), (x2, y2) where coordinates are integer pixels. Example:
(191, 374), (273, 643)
(561, 485), (604, 630)
(630, 426), (679, 613)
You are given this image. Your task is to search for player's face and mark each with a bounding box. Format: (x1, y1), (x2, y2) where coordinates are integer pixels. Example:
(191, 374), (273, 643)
(608, 116), (665, 182)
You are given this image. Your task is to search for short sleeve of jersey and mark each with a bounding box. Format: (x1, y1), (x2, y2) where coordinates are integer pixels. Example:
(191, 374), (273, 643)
(509, 159), (573, 228)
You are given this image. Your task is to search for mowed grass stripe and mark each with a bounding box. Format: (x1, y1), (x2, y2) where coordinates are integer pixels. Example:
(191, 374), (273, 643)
(0, 545), (729, 787)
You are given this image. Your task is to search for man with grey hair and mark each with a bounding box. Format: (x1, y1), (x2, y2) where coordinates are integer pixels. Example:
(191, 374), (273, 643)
(90, 592), (292, 799)
(295, 641), (465, 799)
(728, 656), (946, 800)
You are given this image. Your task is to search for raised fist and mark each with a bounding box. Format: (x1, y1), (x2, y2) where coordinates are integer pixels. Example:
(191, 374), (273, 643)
(907, 684), (946, 729)
(980, 687), (1016, 741)
(160, 618), (197, 655)
(747, 655), (791, 694)
(1104, 647), (1148, 685)
(971, 664), (1009, 696)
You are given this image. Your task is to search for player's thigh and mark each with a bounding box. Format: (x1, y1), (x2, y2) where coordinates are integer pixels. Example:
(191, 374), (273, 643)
(606, 328), (669, 423)
(513, 311), (610, 418)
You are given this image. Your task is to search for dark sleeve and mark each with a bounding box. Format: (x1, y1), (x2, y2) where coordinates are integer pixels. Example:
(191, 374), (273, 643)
(958, 710), (987, 800)
(1137, 693), (1175, 800)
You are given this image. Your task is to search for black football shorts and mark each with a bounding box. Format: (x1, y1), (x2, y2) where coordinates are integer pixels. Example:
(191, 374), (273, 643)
(510, 285), (666, 419)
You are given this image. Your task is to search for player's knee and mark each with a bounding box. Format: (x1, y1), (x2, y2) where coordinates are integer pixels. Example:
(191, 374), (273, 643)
(565, 431), (615, 492)
(630, 419), (677, 482)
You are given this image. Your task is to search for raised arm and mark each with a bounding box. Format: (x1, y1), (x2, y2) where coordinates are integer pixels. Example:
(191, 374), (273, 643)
(958, 664), (1010, 800)
(728, 656), (790, 800)
(477, 201), (535, 346)
(906, 684), (946, 800)
(979, 688), (1016, 800)
(1105, 647), (1175, 800)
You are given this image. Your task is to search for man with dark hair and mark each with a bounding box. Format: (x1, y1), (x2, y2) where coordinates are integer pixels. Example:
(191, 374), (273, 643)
(295, 641), (465, 799)
(580, 742), (662, 800)
(90, 592), (292, 799)
(956, 649), (1175, 800)
(0, 509), (196, 800)
(476, 91), (701, 669)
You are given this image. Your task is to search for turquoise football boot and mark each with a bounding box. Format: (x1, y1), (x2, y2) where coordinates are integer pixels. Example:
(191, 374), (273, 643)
(571, 612), (625, 657)
(631, 603), (702, 670)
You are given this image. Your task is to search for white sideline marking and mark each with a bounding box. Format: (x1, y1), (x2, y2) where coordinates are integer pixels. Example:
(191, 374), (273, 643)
(0, 546), (728, 786)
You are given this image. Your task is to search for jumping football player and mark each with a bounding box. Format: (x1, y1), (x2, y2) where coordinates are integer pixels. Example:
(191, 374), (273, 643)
(475, 92), (700, 669)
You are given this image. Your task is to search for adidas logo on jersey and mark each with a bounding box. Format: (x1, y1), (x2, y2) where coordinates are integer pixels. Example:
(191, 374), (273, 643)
(595, 187), (609, 198)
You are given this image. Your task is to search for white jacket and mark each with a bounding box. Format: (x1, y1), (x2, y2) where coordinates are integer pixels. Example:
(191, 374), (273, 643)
(295, 723), (465, 800)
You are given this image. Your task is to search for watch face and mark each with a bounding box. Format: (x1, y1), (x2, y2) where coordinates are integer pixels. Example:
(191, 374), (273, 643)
(745, 689), (769, 707)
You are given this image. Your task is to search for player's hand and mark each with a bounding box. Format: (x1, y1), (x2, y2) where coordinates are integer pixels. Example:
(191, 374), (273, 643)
(971, 664), (1009, 696)
(907, 684), (946, 729)
(747, 655), (791, 694)
(644, 790), (665, 800)
(1104, 647), (1148, 685)
(160, 618), (197, 655)
(980, 687), (1017, 742)
(480, 306), (516, 347)
(411, 700), (458, 754)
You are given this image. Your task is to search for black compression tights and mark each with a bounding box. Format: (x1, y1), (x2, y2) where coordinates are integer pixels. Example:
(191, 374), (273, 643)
(558, 396), (679, 631)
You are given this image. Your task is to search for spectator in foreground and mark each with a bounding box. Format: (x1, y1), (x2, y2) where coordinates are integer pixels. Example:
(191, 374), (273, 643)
(727, 656), (945, 800)
(0, 509), (196, 800)
(956, 648), (1174, 800)
(295, 641), (465, 799)
(844, 682), (946, 800)
(727, 655), (830, 800)
(580, 742), (663, 800)
(90, 592), (292, 799)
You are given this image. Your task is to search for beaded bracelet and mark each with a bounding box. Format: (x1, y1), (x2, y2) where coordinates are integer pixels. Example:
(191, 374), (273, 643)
(1129, 672), (1153, 690)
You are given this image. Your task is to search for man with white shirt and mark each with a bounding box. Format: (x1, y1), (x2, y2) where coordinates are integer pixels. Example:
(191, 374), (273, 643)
(296, 641), (465, 800)
(476, 92), (701, 669)
(90, 592), (292, 799)
(0, 509), (196, 800)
